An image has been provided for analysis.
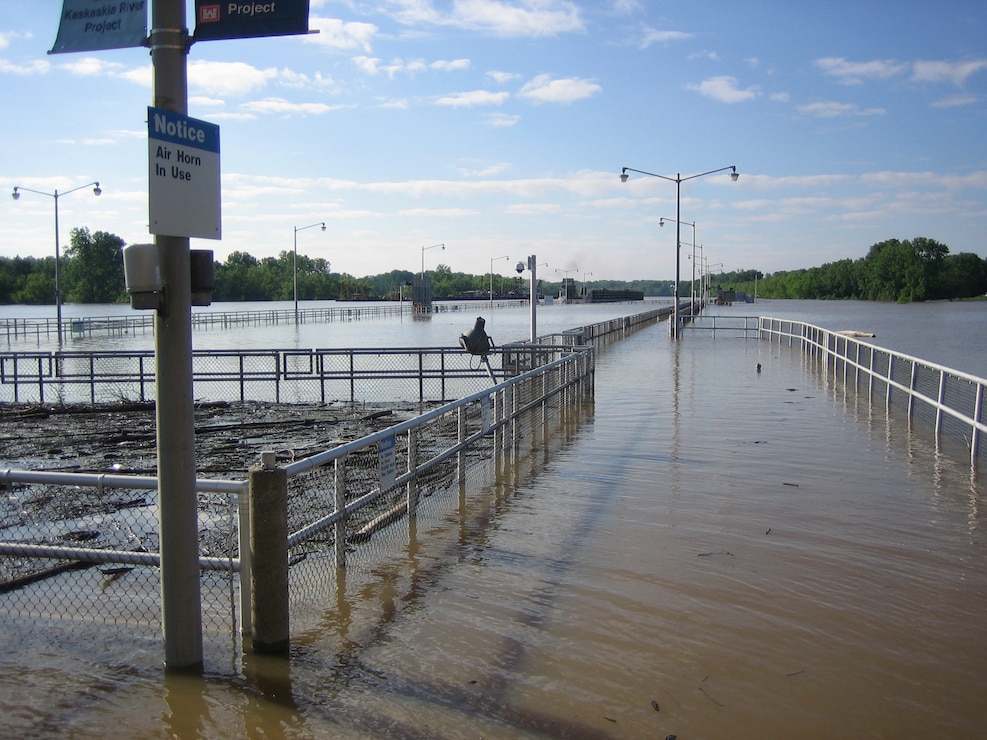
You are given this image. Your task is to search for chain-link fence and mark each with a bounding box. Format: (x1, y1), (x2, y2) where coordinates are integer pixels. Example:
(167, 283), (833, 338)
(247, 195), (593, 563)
(760, 316), (987, 466)
(1, 305), (672, 664)
(0, 341), (595, 659)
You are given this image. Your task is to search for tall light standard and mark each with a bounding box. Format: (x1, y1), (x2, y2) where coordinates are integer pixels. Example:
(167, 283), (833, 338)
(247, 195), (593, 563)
(421, 243), (445, 280)
(582, 271), (593, 299)
(489, 254), (509, 313)
(12, 181), (102, 345)
(620, 165), (738, 338)
(293, 221), (326, 324)
(659, 217), (696, 315)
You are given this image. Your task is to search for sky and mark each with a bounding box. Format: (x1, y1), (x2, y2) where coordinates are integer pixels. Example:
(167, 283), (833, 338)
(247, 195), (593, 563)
(2, 0), (986, 284)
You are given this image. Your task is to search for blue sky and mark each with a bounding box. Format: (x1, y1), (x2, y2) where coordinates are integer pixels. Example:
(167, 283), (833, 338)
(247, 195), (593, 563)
(2, 0), (986, 283)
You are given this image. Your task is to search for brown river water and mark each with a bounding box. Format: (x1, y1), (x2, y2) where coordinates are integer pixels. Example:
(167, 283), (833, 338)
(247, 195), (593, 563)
(1, 300), (986, 738)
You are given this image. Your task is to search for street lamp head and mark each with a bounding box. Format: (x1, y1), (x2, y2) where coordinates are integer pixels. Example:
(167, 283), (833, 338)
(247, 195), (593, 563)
(619, 172), (629, 183)
(730, 168), (740, 182)
(320, 223), (326, 231)
(92, 183), (102, 196)
(11, 188), (19, 200)
(659, 218), (665, 227)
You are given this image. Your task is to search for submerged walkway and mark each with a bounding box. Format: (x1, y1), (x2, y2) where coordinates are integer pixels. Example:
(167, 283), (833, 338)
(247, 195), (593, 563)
(2, 317), (986, 738)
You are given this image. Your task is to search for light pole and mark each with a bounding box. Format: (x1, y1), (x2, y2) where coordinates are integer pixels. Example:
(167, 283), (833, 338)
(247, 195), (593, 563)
(659, 218), (696, 315)
(293, 221), (326, 324)
(555, 267), (578, 301)
(421, 243), (445, 281)
(582, 271), (593, 299)
(517, 256), (545, 342)
(489, 254), (509, 313)
(620, 165), (738, 338)
(12, 181), (102, 345)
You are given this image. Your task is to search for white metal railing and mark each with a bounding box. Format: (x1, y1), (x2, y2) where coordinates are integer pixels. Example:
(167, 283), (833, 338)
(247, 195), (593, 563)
(759, 316), (986, 466)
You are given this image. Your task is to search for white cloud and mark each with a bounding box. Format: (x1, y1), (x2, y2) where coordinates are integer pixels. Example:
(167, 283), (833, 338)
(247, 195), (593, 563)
(930, 94), (979, 108)
(59, 57), (125, 76)
(517, 74), (601, 104)
(639, 27), (693, 48)
(0, 58), (49, 75)
(188, 61), (282, 96)
(386, 0), (584, 38)
(815, 57), (907, 84)
(487, 70), (520, 84)
(431, 58), (471, 72)
(435, 90), (510, 107)
(686, 76), (758, 103)
(0, 31), (32, 49)
(796, 101), (885, 118)
(911, 59), (987, 86)
(239, 98), (340, 116)
(305, 17), (378, 52)
(483, 112), (521, 127)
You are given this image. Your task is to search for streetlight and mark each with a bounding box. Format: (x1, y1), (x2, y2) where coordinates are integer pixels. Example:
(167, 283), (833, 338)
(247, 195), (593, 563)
(490, 254), (509, 313)
(620, 165), (738, 338)
(555, 267), (578, 302)
(293, 221), (326, 324)
(421, 243), (445, 280)
(12, 181), (102, 345)
(659, 217), (697, 315)
(582, 271), (593, 299)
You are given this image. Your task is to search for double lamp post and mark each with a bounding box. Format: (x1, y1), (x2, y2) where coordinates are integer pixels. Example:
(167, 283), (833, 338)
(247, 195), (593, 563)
(11, 181), (102, 345)
(620, 165), (738, 338)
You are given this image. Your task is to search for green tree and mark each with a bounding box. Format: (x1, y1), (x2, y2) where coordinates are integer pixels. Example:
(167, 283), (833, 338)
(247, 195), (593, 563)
(63, 228), (127, 303)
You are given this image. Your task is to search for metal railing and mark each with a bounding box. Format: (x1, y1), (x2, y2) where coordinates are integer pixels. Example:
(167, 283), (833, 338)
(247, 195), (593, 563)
(0, 346), (593, 645)
(760, 317), (986, 465)
(0, 345), (584, 406)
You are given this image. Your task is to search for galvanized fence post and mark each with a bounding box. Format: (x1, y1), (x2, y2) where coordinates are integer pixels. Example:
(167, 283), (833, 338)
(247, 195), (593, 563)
(249, 452), (289, 654)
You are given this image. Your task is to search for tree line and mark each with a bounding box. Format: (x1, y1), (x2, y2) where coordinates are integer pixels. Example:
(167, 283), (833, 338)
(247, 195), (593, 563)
(713, 238), (987, 303)
(0, 227), (673, 304)
(1, 230), (983, 306)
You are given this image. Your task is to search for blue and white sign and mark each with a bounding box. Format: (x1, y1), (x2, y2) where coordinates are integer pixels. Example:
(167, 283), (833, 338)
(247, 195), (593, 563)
(148, 107), (222, 240)
(50, 0), (147, 54)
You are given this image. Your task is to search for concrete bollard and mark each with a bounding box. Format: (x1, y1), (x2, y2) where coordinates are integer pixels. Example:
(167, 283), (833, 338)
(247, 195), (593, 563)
(249, 451), (289, 654)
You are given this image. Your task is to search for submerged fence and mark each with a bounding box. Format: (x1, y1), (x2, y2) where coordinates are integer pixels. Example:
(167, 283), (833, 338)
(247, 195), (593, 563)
(759, 317), (986, 466)
(0, 308), (668, 663)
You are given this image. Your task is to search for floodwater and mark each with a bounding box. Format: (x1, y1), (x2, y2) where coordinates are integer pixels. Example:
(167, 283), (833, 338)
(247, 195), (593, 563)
(2, 299), (987, 738)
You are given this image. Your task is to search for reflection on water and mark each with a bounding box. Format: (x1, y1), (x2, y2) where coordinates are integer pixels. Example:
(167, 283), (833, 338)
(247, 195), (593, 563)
(2, 305), (987, 737)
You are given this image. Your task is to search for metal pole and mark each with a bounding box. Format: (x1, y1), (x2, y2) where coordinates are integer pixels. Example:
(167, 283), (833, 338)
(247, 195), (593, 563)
(528, 255), (537, 343)
(151, 0), (203, 670)
(673, 175), (681, 338)
(691, 228), (696, 314)
(53, 191), (62, 346)
(293, 227), (298, 324)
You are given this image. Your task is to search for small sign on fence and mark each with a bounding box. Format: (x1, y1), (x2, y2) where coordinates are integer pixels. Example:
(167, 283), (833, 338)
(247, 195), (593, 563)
(379, 435), (396, 491)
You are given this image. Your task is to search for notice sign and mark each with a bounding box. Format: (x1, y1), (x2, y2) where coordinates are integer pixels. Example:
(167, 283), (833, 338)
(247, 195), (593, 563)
(379, 435), (396, 492)
(193, 0), (311, 41)
(148, 107), (221, 240)
(50, 0), (148, 54)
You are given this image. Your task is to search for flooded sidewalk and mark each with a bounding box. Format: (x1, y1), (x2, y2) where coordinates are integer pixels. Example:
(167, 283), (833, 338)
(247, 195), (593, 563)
(3, 320), (986, 738)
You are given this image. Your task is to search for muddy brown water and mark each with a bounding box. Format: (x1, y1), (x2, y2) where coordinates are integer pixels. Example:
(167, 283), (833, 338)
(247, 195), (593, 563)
(2, 302), (987, 738)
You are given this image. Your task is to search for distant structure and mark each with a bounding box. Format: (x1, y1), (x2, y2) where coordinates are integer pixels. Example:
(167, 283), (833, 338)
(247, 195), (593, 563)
(587, 289), (644, 303)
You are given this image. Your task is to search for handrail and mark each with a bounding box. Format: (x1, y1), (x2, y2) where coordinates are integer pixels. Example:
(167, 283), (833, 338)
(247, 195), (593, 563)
(759, 316), (987, 465)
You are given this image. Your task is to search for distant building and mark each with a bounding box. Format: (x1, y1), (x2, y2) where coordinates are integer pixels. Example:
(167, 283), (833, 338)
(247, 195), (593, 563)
(587, 289), (644, 303)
